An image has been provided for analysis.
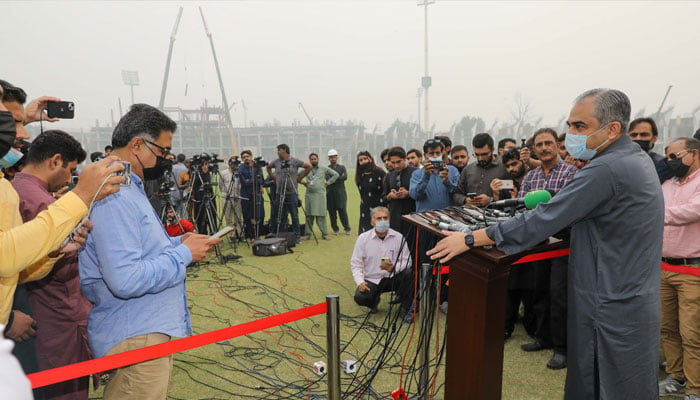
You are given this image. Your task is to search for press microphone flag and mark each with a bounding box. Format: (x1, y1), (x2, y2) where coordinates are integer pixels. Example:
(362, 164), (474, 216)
(490, 190), (552, 210)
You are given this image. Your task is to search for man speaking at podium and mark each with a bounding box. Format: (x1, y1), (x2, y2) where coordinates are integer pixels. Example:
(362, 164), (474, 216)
(429, 88), (664, 400)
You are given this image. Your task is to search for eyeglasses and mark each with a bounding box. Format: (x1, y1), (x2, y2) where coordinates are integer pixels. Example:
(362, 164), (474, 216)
(141, 138), (171, 158)
(667, 150), (689, 160)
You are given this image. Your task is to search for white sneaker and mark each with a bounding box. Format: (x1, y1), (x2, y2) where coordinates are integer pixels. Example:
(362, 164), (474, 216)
(659, 375), (686, 396)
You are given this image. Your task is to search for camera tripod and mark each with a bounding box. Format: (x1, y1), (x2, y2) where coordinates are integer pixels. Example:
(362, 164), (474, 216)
(275, 165), (318, 245)
(217, 166), (248, 253)
(186, 166), (236, 263)
(249, 165), (266, 240)
(158, 172), (187, 235)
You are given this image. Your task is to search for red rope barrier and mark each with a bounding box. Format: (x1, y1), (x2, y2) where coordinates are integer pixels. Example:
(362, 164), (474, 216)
(662, 261), (700, 277)
(28, 302), (328, 389)
(512, 248), (570, 264)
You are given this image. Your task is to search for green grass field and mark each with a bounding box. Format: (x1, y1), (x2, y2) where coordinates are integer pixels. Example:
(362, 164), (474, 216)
(87, 174), (671, 399)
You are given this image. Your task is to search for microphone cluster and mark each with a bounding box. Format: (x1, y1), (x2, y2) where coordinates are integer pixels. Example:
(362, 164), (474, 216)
(412, 190), (553, 234)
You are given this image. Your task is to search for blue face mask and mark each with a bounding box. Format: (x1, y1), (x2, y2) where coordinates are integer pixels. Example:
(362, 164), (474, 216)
(0, 147), (23, 168)
(375, 220), (390, 233)
(565, 124), (610, 160)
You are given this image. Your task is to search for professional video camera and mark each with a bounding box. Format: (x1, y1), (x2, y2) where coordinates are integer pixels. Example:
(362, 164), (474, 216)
(190, 152), (224, 174)
(280, 159), (291, 169)
(229, 156), (242, 167)
(155, 178), (175, 198)
(253, 156), (268, 168)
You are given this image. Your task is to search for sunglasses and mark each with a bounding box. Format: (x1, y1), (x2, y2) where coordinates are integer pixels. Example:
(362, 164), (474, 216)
(142, 138), (171, 157)
(667, 150), (689, 161)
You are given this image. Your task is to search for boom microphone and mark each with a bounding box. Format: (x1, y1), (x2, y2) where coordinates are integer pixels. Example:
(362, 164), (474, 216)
(490, 189), (552, 210)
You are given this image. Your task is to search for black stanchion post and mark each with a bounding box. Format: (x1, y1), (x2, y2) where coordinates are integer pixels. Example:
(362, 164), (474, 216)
(326, 294), (340, 400)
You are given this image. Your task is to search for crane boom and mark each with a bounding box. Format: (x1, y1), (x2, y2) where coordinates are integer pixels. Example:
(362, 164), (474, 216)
(199, 7), (237, 154)
(298, 102), (314, 126)
(158, 7), (183, 110)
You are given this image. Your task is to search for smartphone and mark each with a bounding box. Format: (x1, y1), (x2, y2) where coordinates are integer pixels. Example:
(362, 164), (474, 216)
(46, 101), (75, 119)
(210, 226), (235, 239)
(381, 257), (390, 263)
(500, 180), (514, 190)
(467, 192), (477, 198)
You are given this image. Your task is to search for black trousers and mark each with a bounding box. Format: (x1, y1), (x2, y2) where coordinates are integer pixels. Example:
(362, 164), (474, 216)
(353, 268), (415, 313)
(550, 256), (568, 354)
(327, 201), (350, 233)
(505, 262), (536, 336)
(531, 257), (568, 354)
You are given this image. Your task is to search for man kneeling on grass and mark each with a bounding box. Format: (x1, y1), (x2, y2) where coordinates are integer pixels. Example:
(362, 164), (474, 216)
(350, 206), (413, 315)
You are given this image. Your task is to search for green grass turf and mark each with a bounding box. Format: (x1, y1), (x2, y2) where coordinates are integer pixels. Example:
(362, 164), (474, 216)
(87, 172), (671, 399)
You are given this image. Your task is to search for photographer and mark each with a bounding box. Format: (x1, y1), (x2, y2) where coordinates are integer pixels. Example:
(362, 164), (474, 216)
(266, 144), (312, 244)
(220, 156), (243, 240)
(239, 150), (265, 239)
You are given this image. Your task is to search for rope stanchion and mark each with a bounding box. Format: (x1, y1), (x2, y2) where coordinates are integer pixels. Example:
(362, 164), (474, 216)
(28, 302), (328, 389)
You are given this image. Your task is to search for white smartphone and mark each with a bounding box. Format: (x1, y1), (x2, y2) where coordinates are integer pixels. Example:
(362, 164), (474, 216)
(210, 226), (235, 239)
(500, 179), (514, 190)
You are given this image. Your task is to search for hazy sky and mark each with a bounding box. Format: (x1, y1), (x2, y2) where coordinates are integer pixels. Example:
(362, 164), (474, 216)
(2, 0), (699, 133)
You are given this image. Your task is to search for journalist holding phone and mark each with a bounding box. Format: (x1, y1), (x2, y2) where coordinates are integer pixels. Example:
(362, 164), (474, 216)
(79, 104), (221, 400)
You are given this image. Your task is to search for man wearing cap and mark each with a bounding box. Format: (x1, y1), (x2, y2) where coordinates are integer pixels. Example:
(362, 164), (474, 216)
(326, 149), (351, 235)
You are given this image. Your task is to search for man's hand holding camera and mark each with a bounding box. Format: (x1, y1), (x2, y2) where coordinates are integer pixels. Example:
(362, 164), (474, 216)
(71, 156), (126, 207)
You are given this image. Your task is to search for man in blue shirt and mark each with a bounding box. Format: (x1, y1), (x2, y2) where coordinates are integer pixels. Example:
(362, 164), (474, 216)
(409, 138), (459, 313)
(409, 138), (459, 212)
(79, 104), (220, 400)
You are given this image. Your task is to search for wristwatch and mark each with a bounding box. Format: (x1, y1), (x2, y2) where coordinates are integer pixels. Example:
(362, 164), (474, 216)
(464, 231), (475, 249)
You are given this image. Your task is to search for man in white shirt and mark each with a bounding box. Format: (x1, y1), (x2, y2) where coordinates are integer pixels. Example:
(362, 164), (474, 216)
(350, 207), (413, 314)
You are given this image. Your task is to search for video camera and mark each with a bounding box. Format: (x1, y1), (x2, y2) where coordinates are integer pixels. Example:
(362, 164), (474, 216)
(280, 159), (291, 170)
(190, 152), (224, 174)
(253, 156), (268, 168)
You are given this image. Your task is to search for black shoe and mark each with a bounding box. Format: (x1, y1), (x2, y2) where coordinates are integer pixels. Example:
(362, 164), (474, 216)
(521, 340), (552, 352)
(547, 353), (567, 370)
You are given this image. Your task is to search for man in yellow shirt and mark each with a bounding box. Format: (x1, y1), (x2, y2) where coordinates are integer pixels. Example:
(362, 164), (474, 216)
(0, 80), (124, 325)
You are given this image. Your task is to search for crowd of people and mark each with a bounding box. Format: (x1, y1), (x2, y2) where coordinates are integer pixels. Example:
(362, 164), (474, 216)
(2, 78), (700, 400)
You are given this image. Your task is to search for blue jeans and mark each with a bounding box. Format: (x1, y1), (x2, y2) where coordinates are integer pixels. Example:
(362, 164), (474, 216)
(279, 193), (300, 241)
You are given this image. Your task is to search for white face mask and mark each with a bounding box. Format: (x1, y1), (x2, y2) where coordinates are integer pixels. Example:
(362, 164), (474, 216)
(374, 220), (390, 233)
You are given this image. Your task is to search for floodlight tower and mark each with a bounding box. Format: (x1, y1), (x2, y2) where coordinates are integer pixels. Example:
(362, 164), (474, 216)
(418, 0), (435, 136)
(121, 70), (140, 105)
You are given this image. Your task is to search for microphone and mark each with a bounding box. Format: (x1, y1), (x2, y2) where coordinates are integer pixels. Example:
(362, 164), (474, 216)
(490, 189), (552, 210)
(437, 220), (473, 233)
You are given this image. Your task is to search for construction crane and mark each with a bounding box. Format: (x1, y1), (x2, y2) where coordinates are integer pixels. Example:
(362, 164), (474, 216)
(298, 102), (314, 126)
(199, 7), (237, 154)
(158, 7), (183, 110)
(241, 99), (248, 128)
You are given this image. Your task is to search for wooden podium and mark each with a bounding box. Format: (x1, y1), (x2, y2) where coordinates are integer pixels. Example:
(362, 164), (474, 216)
(402, 214), (562, 400)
